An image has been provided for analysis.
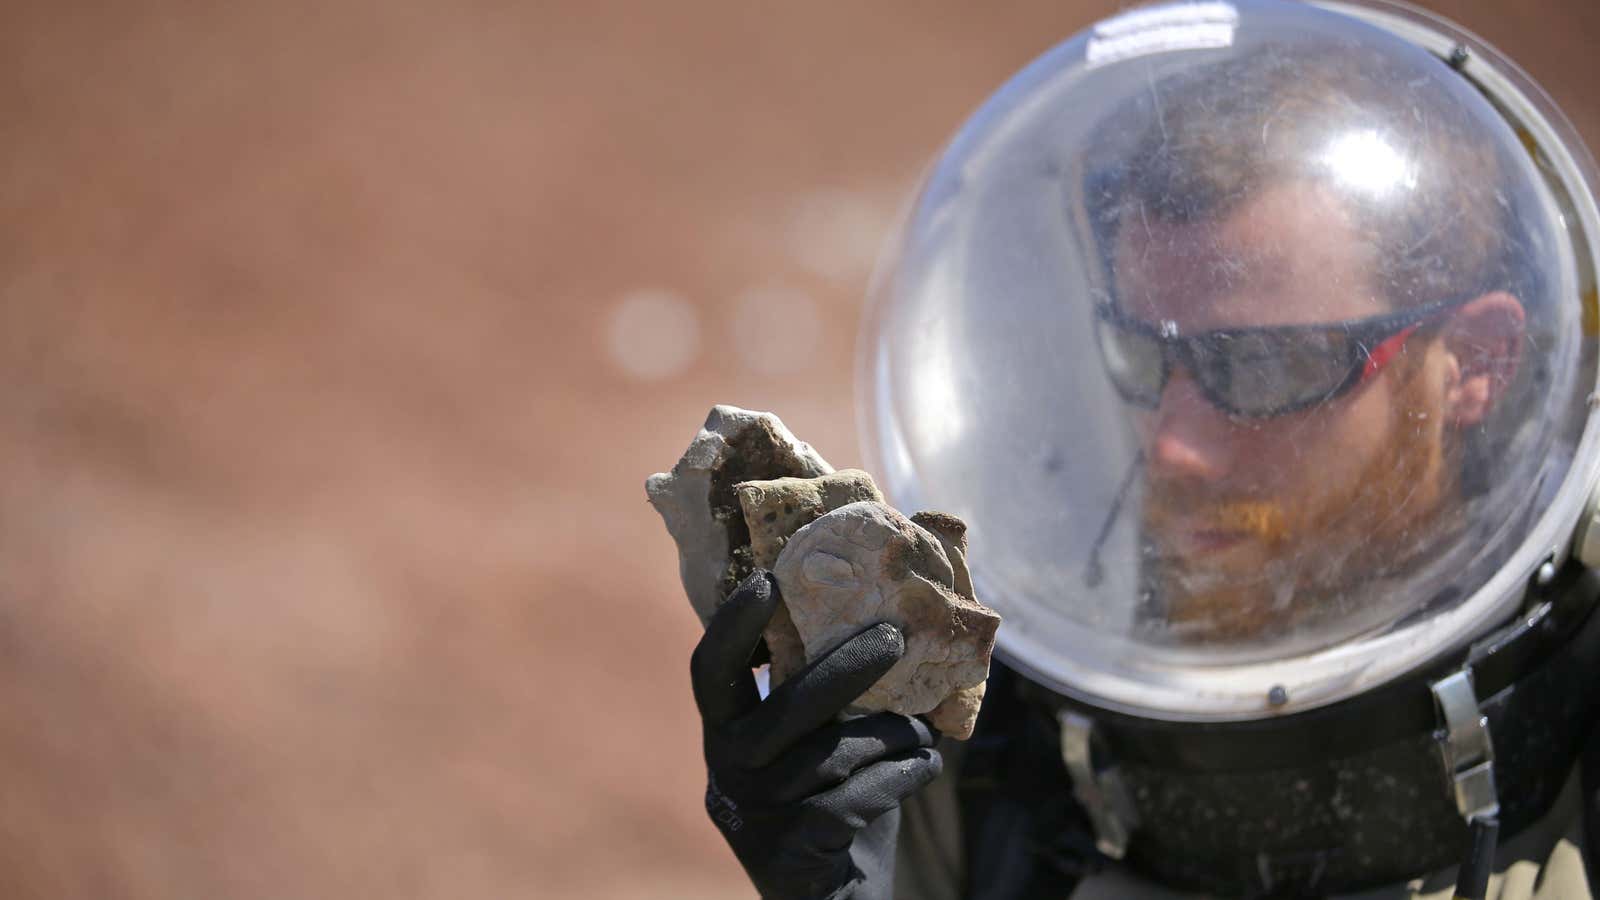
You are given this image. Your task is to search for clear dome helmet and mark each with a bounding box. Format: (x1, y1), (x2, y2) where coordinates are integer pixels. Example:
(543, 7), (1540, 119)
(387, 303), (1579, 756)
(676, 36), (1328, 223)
(858, 0), (1600, 723)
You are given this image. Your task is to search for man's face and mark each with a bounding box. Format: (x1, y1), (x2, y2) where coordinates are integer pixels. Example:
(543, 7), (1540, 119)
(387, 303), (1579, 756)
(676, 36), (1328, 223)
(1110, 181), (1511, 642)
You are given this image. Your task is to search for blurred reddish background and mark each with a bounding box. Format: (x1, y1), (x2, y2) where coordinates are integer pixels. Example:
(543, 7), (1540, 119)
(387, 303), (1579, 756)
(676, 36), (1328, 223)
(0, 1), (1594, 897)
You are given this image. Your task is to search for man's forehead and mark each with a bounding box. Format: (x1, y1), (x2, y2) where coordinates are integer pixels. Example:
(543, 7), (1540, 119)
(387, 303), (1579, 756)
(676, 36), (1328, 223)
(1111, 181), (1386, 330)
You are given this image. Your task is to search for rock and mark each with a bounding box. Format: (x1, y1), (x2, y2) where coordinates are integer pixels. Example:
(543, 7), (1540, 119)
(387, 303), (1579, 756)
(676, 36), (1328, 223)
(911, 515), (991, 737)
(773, 501), (1001, 739)
(914, 518), (990, 735)
(735, 470), (884, 686)
(927, 683), (986, 737)
(645, 406), (833, 626)
(647, 408), (1000, 739)
(910, 511), (975, 603)
(738, 470), (884, 570)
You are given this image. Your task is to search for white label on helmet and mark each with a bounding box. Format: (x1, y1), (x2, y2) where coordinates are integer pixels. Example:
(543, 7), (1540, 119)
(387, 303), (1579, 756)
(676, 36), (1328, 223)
(1087, 2), (1239, 68)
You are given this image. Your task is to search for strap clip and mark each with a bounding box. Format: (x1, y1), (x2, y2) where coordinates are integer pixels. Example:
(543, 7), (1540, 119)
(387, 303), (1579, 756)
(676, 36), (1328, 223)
(1058, 711), (1137, 858)
(1430, 669), (1499, 822)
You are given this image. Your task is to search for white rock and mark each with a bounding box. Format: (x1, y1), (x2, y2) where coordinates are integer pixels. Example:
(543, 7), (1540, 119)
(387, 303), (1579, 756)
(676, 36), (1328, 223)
(646, 406), (832, 625)
(773, 501), (1000, 739)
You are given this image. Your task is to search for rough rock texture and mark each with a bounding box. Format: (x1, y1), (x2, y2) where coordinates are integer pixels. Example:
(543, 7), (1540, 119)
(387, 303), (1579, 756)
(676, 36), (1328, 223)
(908, 512), (988, 736)
(773, 501), (1000, 739)
(738, 470), (883, 570)
(645, 406), (832, 625)
(647, 408), (999, 740)
(926, 681), (986, 738)
(736, 470), (883, 685)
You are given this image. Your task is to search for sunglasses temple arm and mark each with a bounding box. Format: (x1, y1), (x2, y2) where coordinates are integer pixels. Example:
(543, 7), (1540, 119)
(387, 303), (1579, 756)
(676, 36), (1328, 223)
(1082, 450), (1144, 588)
(1360, 323), (1423, 380)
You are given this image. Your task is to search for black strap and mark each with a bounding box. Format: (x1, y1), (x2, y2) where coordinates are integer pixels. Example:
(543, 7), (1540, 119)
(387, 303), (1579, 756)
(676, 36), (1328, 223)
(1581, 717), (1600, 889)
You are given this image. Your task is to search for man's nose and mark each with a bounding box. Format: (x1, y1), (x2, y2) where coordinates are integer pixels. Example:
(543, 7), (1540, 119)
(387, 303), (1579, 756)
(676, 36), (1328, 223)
(1144, 369), (1235, 482)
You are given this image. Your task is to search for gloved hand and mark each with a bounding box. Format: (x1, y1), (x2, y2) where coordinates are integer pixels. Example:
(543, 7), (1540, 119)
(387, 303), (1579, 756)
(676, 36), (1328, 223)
(692, 570), (943, 900)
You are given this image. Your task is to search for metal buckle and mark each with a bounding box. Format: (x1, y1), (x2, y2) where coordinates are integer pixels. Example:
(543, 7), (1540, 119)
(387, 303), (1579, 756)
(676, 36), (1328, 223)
(1429, 669), (1500, 822)
(1058, 711), (1137, 859)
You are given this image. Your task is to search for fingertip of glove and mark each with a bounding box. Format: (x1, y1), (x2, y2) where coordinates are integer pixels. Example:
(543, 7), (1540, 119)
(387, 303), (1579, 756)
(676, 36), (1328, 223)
(869, 622), (905, 656)
(735, 568), (774, 600)
(887, 746), (944, 788)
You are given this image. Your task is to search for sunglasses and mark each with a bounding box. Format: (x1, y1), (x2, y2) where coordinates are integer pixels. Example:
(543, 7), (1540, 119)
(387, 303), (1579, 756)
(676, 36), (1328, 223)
(1092, 297), (1468, 419)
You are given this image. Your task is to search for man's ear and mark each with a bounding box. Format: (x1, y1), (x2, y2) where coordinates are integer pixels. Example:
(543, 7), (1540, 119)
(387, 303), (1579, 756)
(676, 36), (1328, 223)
(1441, 291), (1526, 428)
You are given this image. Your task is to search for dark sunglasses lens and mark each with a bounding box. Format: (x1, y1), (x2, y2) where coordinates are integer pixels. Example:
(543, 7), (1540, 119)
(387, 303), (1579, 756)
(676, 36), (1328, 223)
(1197, 329), (1357, 416)
(1095, 316), (1164, 407)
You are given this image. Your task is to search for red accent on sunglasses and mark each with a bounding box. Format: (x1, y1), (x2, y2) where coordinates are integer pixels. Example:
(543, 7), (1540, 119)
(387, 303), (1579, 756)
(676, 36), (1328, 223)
(1359, 323), (1421, 382)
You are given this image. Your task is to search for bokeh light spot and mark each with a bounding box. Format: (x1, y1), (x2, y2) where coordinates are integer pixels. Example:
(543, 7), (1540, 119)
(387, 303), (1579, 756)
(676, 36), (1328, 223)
(606, 289), (701, 380)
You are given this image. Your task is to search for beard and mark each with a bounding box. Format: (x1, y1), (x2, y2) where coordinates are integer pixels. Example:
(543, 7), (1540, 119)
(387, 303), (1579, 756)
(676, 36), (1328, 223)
(1138, 355), (1458, 644)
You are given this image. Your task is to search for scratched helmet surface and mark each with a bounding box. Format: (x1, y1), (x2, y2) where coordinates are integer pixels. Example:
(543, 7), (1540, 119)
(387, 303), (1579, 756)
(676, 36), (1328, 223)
(858, 0), (1600, 720)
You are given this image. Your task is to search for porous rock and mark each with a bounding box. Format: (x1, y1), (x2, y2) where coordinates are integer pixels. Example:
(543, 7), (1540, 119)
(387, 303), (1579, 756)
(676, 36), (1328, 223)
(773, 501), (1000, 739)
(738, 470), (884, 571)
(735, 470), (884, 686)
(645, 406), (832, 625)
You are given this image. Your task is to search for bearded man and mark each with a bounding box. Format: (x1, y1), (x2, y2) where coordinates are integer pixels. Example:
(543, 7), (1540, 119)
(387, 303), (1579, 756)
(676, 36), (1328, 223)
(683, 3), (1600, 899)
(1084, 46), (1530, 645)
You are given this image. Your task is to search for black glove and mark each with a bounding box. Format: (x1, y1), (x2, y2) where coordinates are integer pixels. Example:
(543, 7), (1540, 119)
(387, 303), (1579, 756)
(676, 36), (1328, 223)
(691, 571), (944, 900)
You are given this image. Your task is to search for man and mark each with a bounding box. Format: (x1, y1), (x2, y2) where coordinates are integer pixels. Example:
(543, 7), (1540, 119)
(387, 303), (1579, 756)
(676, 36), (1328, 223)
(1084, 45), (1529, 646)
(688, 3), (1600, 898)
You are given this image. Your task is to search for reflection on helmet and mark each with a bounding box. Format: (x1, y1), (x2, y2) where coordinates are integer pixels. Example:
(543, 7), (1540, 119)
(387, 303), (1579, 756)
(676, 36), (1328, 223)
(858, 0), (1598, 719)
